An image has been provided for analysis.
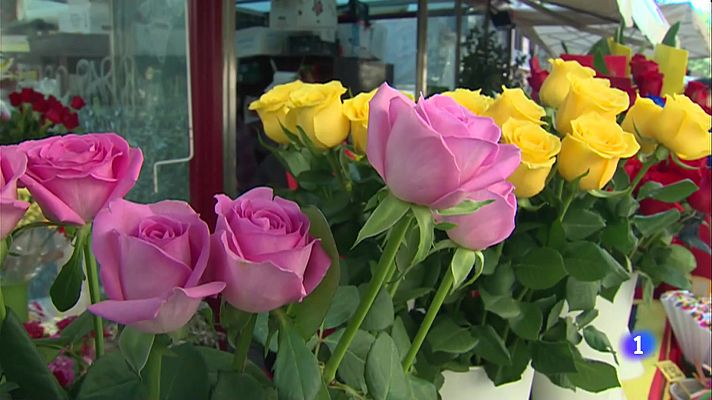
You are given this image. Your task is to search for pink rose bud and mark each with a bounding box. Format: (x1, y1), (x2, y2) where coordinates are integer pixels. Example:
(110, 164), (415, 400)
(0, 146), (30, 239)
(211, 187), (331, 313)
(366, 83), (521, 209)
(18, 133), (143, 225)
(88, 199), (225, 333)
(438, 181), (517, 250)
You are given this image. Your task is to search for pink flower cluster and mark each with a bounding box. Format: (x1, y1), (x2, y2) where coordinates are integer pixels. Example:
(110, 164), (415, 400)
(1, 133), (332, 334)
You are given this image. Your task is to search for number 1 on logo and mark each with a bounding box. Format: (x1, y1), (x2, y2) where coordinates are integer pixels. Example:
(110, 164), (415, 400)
(633, 335), (643, 355)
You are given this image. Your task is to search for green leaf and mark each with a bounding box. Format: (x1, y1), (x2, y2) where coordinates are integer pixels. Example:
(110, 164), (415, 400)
(77, 351), (143, 400)
(411, 206), (434, 265)
(161, 343), (211, 400)
(643, 244), (696, 288)
(531, 341), (578, 374)
(601, 219), (637, 254)
(427, 317), (477, 354)
(568, 359), (621, 392)
(365, 333), (411, 400)
(407, 376), (437, 400)
(576, 309), (599, 328)
(482, 261), (515, 294)
(436, 199), (494, 216)
(0, 310), (67, 400)
(566, 278), (600, 311)
(484, 338), (532, 386)
(211, 372), (267, 400)
(472, 326), (512, 366)
(118, 327), (155, 376)
(324, 286), (359, 329)
(509, 302), (543, 340)
(639, 179), (699, 203)
(450, 247), (477, 292)
(563, 242), (618, 281)
(361, 286), (394, 331)
(289, 207), (340, 339)
(513, 247), (567, 290)
(50, 236), (86, 312)
(324, 329), (375, 393)
(482, 244), (503, 275)
(354, 192), (410, 247)
(633, 209), (681, 237)
(480, 289), (521, 319)
(562, 209), (606, 240)
(583, 326), (617, 362)
(661, 21), (681, 47)
(593, 51), (609, 75)
(589, 189), (629, 198)
(546, 300), (565, 331)
(274, 324), (322, 400)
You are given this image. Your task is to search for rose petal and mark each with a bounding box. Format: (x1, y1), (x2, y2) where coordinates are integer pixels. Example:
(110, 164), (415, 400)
(383, 98), (461, 206)
(302, 240), (331, 295)
(119, 235), (192, 299)
(366, 83), (415, 177)
(88, 297), (164, 325)
(19, 173), (85, 225)
(0, 199), (29, 239)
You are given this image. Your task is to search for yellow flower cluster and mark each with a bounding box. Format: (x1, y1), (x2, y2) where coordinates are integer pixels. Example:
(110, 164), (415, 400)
(17, 188), (46, 227)
(250, 81), (413, 153)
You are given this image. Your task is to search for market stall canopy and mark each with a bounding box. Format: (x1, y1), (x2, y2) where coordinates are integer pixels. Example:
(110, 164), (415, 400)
(659, 1), (711, 58)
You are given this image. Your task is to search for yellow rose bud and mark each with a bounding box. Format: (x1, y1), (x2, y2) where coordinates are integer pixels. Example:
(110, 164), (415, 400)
(539, 59), (596, 108)
(653, 44), (688, 96)
(484, 87), (546, 127)
(621, 97), (663, 154)
(558, 113), (640, 190)
(287, 81), (350, 149)
(651, 94), (712, 160)
(555, 77), (629, 135)
(440, 88), (494, 115)
(502, 119), (562, 198)
(343, 89), (376, 154)
(248, 80), (304, 144)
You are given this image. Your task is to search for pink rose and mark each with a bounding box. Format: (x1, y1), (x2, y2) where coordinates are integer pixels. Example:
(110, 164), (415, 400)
(18, 133), (143, 225)
(438, 181), (517, 250)
(0, 146), (30, 239)
(88, 199), (225, 333)
(211, 187), (331, 313)
(366, 83), (520, 209)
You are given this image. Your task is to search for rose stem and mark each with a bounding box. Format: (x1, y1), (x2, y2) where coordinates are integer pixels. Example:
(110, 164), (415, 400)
(323, 216), (411, 383)
(0, 238), (8, 321)
(83, 226), (104, 357)
(145, 337), (165, 400)
(401, 268), (454, 373)
(232, 313), (257, 372)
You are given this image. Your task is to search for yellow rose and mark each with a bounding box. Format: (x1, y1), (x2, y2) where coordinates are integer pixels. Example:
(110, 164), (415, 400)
(539, 59), (596, 108)
(558, 113), (640, 190)
(555, 77), (629, 135)
(621, 97), (663, 154)
(440, 88), (494, 115)
(248, 80), (304, 144)
(484, 87), (545, 127)
(343, 89), (376, 154)
(287, 81), (350, 149)
(651, 94), (712, 160)
(653, 44), (688, 96)
(502, 119), (562, 198)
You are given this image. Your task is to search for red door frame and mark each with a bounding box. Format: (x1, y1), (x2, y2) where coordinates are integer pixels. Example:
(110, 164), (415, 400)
(187, 0), (224, 228)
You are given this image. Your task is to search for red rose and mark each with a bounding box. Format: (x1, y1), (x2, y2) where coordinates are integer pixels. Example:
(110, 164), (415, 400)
(70, 96), (85, 110)
(689, 168), (711, 215)
(56, 316), (78, 332)
(685, 81), (711, 115)
(44, 107), (64, 124)
(624, 157), (643, 181)
(20, 88), (37, 103)
(636, 70), (664, 97)
(528, 57), (549, 102)
(640, 199), (684, 215)
(32, 96), (48, 113)
(8, 92), (22, 107)
(63, 112), (79, 130)
(23, 321), (46, 339)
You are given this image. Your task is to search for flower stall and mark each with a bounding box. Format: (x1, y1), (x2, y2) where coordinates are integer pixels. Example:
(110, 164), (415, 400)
(1, 2), (711, 400)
